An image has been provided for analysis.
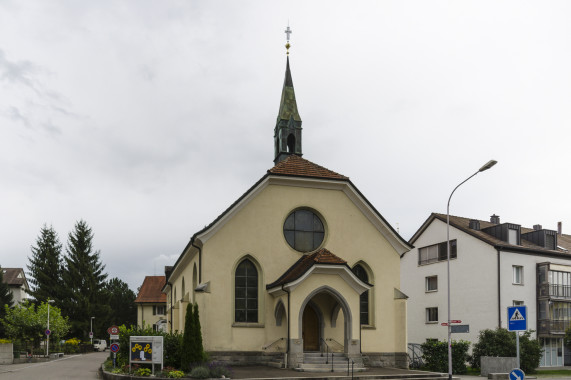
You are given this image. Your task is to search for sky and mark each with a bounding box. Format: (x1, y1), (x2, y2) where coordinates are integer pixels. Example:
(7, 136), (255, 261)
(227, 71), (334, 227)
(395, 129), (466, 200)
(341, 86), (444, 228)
(1, 1), (570, 292)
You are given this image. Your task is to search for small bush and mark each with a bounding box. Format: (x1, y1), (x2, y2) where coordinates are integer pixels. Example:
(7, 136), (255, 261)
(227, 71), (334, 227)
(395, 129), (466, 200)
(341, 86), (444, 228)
(190, 366), (210, 379)
(167, 370), (186, 378)
(470, 328), (542, 374)
(111, 368), (123, 374)
(134, 367), (152, 377)
(0, 339), (12, 344)
(421, 339), (470, 374)
(208, 361), (233, 378)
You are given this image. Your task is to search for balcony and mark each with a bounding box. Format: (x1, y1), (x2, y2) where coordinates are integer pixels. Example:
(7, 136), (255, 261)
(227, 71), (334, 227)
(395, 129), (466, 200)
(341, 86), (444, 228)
(538, 319), (571, 335)
(549, 284), (571, 299)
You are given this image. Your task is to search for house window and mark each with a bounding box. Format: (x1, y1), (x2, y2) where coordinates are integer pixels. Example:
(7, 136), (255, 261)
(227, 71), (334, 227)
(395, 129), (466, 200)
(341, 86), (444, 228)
(513, 266), (523, 285)
(235, 259), (258, 323)
(418, 240), (457, 265)
(283, 209), (325, 252)
(508, 229), (518, 245)
(426, 276), (438, 292)
(426, 307), (438, 323)
(513, 300), (524, 306)
(154, 305), (166, 315)
(352, 264), (369, 325)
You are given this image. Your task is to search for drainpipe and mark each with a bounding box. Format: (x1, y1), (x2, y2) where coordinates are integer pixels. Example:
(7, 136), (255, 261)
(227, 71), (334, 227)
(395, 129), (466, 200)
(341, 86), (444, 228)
(191, 240), (202, 283)
(497, 249), (501, 328)
(283, 285), (290, 369)
(168, 282), (173, 333)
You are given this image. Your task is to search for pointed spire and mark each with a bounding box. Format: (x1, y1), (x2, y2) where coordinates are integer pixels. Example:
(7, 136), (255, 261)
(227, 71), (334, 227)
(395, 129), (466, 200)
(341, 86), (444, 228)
(277, 57), (301, 122)
(274, 25), (302, 164)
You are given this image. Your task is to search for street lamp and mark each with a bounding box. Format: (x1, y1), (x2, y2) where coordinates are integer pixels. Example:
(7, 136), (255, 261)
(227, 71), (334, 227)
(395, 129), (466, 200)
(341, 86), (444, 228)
(446, 160), (497, 380)
(91, 317), (95, 345)
(46, 299), (55, 357)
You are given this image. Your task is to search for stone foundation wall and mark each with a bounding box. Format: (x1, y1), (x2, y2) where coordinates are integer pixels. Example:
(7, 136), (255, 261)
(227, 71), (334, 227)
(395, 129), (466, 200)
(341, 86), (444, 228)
(362, 352), (408, 369)
(0, 343), (13, 365)
(207, 351), (284, 366)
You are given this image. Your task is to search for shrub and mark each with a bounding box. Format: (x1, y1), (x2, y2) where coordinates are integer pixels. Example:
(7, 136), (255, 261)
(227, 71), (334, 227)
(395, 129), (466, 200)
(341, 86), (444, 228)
(208, 361), (233, 378)
(420, 339), (470, 374)
(134, 367), (152, 376)
(0, 339), (12, 344)
(190, 366), (210, 379)
(167, 370), (186, 378)
(470, 328), (542, 374)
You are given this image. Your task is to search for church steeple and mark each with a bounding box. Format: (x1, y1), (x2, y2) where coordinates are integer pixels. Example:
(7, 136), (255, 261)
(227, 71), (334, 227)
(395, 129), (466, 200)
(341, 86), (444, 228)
(274, 26), (302, 165)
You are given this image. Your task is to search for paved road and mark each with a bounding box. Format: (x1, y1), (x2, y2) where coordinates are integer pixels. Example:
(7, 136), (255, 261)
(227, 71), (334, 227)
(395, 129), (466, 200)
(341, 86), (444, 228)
(0, 351), (106, 379)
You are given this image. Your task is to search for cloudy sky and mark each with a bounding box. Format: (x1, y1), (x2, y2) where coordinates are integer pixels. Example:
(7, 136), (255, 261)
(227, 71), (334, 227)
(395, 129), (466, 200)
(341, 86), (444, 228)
(1, 1), (570, 291)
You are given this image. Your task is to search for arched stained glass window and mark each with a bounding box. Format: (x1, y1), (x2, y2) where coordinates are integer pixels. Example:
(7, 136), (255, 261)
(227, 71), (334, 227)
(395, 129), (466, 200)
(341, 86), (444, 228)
(352, 264), (369, 325)
(235, 259), (258, 323)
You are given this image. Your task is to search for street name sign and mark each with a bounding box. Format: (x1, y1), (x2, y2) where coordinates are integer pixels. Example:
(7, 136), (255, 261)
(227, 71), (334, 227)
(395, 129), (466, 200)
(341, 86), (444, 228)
(507, 306), (527, 331)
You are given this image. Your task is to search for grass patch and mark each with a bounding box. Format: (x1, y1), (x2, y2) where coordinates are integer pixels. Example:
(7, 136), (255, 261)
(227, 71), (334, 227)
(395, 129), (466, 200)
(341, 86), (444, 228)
(465, 367), (480, 376)
(535, 369), (571, 378)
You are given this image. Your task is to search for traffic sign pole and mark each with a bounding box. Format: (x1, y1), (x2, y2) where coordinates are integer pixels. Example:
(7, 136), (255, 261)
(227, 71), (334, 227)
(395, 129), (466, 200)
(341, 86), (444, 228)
(516, 333), (520, 370)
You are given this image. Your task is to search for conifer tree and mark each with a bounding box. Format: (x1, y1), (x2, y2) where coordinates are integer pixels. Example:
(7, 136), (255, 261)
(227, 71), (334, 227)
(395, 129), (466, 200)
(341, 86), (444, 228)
(192, 303), (204, 363)
(62, 220), (108, 339)
(27, 225), (63, 303)
(180, 303), (195, 372)
(0, 267), (14, 337)
(105, 277), (136, 327)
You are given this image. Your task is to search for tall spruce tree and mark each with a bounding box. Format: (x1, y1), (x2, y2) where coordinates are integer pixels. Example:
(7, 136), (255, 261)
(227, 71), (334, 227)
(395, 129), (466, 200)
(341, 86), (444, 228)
(62, 220), (108, 339)
(0, 266), (14, 337)
(27, 225), (63, 303)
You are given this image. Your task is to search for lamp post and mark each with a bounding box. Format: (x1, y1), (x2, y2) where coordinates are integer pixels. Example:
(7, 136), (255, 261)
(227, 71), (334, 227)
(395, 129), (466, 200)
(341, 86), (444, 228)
(46, 299), (55, 357)
(91, 317), (95, 345)
(447, 159), (497, 380)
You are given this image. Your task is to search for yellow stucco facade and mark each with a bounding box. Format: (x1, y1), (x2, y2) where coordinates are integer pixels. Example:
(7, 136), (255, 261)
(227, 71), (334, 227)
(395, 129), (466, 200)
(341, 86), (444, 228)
(164, 174), (410, 368)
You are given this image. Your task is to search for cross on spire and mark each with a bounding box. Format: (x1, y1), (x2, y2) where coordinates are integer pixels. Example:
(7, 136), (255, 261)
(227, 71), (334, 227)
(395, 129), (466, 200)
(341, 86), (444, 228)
(285, 25), (292, 42)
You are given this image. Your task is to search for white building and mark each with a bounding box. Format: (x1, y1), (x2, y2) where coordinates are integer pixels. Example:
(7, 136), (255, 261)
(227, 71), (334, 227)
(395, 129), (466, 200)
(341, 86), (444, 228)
(401, 213), (571, 367)
(2, 268), (29, 304)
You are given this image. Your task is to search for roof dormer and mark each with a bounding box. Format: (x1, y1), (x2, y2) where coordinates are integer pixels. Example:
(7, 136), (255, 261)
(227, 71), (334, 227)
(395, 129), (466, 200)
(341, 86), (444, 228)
(521, 227), (558, 250)
(482, 221), (521, 245)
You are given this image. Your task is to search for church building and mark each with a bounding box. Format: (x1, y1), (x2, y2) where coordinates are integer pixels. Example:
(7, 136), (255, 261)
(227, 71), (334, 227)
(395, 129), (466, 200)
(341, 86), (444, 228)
(163, 36), (411, 369)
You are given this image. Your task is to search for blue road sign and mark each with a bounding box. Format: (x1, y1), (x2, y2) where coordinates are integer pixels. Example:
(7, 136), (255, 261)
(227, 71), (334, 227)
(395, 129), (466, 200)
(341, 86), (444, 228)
(509, 368), (525, 380)
(507, 306), (527, 331)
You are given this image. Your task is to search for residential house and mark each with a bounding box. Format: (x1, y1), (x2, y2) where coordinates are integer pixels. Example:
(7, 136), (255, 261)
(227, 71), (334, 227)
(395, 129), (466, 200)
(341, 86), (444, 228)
(2, 268), (29, 304)
(401, 213), (571, 367)
(135, 275), (167, 332)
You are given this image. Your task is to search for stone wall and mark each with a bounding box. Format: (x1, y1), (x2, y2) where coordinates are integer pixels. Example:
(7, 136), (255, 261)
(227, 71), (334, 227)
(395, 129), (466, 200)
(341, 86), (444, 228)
(362, 352), (408, 369)
(208, 351), (284, 366)
(0, 343), (13, 365)
(480, 356), (518, 376)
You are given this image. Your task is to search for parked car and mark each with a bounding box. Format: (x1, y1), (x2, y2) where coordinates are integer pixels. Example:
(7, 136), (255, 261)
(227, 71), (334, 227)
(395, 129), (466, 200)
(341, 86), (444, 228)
(93, 339), (107, 352)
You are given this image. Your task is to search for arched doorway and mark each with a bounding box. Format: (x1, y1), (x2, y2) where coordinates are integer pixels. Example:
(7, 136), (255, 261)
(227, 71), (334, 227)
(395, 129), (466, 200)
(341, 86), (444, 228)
(298, 286), (353, 354)
(302, 305), (320, 351)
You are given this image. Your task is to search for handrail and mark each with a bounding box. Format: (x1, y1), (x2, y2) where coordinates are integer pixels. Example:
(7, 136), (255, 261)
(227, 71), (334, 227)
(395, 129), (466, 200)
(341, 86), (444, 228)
(262, 337), (285, 351)
(325, 338), (344, 352)
(347, 358), (354, 379)
(319, 338), (330, 364)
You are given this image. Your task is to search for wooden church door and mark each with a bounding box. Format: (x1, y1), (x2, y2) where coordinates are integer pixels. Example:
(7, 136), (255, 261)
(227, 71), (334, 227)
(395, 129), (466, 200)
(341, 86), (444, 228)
(302, 306), (319, 351)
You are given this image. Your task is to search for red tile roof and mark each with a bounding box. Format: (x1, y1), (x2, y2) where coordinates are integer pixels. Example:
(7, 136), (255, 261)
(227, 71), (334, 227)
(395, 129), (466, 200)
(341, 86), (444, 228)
(1, 268), (27, 287)
(135, 276), (166, 303)
(269, 155), (348, 180)
(266, 248), (348, 289)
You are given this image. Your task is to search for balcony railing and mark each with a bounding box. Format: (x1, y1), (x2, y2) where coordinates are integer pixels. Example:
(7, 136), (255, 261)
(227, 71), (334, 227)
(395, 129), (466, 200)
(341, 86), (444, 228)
(549, 284), (571, 298)
(538, 319), (571, 335)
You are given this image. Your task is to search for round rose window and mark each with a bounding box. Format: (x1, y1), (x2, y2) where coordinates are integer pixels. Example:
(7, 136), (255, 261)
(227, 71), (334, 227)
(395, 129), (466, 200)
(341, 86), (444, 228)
(283, 209), (325, 252)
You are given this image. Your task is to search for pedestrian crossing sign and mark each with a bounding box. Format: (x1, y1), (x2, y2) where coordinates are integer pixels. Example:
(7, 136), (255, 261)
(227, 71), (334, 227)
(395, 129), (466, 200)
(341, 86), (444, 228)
(507, 306), (527, 331)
